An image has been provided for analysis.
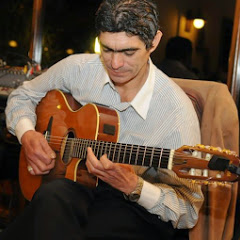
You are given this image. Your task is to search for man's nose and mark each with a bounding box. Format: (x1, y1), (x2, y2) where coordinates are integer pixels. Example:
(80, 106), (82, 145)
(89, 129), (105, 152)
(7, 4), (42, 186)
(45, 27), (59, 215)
(111, 52), (124, 70)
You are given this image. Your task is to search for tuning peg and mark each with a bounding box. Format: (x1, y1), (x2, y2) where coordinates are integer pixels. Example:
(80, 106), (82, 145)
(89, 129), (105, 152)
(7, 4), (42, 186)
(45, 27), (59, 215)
(192, 150), (199, 157)
(189, 168), (196, 176)
(222, 149), (231, 154)
(217, 147), (222, 152)
(230, 151), (237, 156)
(205, 153), (212, 160)
(195, 144), (205, 149)
(216, 173), (222, 179)
(203, 169), (208, 177)
(209, 146), (219, 151)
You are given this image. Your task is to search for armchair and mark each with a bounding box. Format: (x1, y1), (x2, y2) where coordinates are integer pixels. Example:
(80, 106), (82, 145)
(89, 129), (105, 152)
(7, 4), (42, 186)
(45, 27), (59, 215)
(173, 78), (239, 240)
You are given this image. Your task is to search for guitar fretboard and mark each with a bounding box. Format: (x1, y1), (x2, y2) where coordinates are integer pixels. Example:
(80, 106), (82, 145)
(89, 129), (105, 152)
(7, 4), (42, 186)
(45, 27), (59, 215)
(64, 138), (174, 170)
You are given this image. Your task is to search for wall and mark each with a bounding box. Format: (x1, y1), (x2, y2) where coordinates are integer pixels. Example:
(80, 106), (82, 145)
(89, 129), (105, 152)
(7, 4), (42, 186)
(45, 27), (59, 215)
(151, 0), (236, 80)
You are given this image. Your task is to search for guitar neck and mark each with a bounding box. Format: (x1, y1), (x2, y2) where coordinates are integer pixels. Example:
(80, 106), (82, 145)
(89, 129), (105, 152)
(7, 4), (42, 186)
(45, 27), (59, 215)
(68, 138), (173, 170)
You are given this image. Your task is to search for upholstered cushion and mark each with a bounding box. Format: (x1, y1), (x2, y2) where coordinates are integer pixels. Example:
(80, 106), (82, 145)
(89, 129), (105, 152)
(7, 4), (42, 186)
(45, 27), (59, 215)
(172, 78), (239, 240)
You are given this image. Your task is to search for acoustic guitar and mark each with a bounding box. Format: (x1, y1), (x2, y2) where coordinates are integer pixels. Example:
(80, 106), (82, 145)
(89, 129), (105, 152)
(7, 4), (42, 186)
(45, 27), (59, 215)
(19, 89), (240, 201)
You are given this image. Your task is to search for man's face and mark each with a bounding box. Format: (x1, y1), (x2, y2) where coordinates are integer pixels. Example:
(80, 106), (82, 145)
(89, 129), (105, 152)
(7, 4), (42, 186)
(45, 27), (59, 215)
(99, 32), (153, 86)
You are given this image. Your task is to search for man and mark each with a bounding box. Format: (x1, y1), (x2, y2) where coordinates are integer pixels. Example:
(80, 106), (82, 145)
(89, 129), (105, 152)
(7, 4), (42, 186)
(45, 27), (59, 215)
(1, 0), (203, 239)
(159, 36), (199, 79)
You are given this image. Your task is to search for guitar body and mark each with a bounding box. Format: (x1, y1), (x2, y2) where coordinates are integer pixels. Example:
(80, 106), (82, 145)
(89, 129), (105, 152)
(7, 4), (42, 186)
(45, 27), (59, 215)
(19, 90), (120, 201)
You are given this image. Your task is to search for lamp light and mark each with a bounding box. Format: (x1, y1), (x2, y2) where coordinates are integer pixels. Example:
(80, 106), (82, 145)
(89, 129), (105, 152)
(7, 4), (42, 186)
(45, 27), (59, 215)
(8, 40), (18, 48)
(185, 10), (205, 32)
(94, 37), (101, 54)
(193, 18), (205, 29)
(66, 48), (74, 55)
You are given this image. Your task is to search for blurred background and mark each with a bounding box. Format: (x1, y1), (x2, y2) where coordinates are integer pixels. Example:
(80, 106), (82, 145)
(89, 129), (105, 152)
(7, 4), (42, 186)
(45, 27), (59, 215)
(0, 0), (236, 83)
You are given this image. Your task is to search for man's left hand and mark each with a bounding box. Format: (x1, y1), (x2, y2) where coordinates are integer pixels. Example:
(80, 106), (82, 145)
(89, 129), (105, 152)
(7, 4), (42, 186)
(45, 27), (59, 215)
(86, 147), (138, 194)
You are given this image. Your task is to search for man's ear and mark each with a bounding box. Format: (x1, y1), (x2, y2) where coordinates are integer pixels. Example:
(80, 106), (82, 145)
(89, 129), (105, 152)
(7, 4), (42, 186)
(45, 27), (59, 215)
(149, 30), (162, 53)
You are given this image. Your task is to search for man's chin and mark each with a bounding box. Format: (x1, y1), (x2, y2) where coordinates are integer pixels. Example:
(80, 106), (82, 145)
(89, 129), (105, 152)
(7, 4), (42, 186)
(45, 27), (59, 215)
(109, 75), (130, 84)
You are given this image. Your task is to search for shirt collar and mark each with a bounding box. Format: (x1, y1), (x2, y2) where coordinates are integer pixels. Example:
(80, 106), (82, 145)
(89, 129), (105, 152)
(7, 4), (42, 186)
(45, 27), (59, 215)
(131, 59), (155, 119)
(103, 59), (155, 120)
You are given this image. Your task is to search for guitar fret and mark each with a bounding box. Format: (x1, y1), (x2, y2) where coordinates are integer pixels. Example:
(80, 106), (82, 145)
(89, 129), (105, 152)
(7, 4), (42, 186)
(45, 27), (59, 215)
(122, 144), (127, 164)
(104, 142), (108, 157)
(150, 147), (154, 167)
(135, 145), (139, 166)
(86, 139), (89, 158)
(72, 140), (76, 157)
(108, 142), (112, 159)
(94, 140), (98, 158)
(91, 140), (95, 152)
(99, 141), (103, 158)
(95, 141), (99, 158)
(64, 138), (72, 163)
(75, 139), (79, 158)
(146, 147), (152, 167)
(82, 139), (87, 159)
(116, 143), (122, 163)
(158, 148), (163, 169)
(142, 146), (147, 166)
(88, 140), (94, 158)
(108, 142), (113, 160)
(109, 143), (112, 158)
(106, 142), (109, 158)
(128, 145), (133, 164)
(112, 143), (116, 162)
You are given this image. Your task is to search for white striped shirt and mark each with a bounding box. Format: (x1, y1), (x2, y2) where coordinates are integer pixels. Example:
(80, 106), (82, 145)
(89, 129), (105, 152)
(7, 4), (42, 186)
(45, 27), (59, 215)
(5, 53), (203, 229)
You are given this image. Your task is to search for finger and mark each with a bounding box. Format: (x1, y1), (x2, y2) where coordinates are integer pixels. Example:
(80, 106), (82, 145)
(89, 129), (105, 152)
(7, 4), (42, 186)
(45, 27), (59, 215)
(27, 164), (35, 175)
(40, 138), (56, 160)
(24, 132), (55, 165)
(116, 163), (135, 173)
(28, 159), (55, 175)
(86, 147), (104, 171)
(26, 147), (53, 167)
(100, 154), (114, 170)
(86, 156), (106, 177)
(86, 148), (111, 178)
(34, 139), (55, 165)
(27, 161), (48, 175)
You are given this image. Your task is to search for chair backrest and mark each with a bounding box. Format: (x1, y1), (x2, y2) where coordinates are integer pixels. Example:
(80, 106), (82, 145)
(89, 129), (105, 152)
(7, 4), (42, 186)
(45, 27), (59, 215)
(173, 78), (239, 154)
(173, 78), (239, 240)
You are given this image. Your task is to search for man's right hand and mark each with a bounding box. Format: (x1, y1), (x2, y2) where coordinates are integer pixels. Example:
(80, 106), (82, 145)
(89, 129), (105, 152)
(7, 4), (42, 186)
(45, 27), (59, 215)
(21, 130), (56, 175)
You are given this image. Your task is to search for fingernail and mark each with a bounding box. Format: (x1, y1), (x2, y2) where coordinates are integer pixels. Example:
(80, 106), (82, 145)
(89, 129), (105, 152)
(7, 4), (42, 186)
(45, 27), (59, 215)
(51, 152), (56, 158)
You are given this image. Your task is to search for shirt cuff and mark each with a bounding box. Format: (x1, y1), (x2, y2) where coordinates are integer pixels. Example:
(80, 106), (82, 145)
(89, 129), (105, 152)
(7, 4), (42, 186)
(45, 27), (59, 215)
(137, 180), (161, 209)
(15, 118), (35, 144)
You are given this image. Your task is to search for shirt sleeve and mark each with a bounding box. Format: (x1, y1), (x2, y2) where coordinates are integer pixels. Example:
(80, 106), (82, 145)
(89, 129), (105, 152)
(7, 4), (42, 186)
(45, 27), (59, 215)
(135, 167), (204, 229)
(5, 56), (73, 138)
(15, 117), (35, 143)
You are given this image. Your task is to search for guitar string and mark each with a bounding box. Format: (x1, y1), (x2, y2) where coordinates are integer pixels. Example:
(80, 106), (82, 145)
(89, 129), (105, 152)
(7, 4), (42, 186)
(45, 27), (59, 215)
(45, 135), (205, 165)
(46, 135), (191, 158)
(46, 135), (200, 159)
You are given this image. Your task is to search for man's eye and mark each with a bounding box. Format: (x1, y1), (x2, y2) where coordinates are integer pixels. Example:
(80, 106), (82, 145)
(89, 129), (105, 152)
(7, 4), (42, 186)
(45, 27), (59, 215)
(102, 48), (111, 53)
(124, 51), (135, 56)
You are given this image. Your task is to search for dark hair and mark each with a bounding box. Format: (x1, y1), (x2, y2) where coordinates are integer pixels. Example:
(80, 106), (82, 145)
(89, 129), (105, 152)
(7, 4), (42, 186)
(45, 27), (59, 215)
(95, 0), (159, 49)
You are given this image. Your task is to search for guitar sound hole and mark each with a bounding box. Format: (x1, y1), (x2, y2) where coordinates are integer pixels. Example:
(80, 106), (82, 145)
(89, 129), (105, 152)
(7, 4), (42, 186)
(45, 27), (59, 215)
(62, 131), (75, 164)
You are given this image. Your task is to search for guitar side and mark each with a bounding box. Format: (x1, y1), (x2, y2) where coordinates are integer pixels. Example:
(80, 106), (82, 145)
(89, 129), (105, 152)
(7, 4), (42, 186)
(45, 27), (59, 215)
(19, 89), (120, 201)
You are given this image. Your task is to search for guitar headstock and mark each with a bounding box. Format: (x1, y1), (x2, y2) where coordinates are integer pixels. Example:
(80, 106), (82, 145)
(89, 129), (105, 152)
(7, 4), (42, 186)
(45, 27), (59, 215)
(173, 144), (240, 182)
